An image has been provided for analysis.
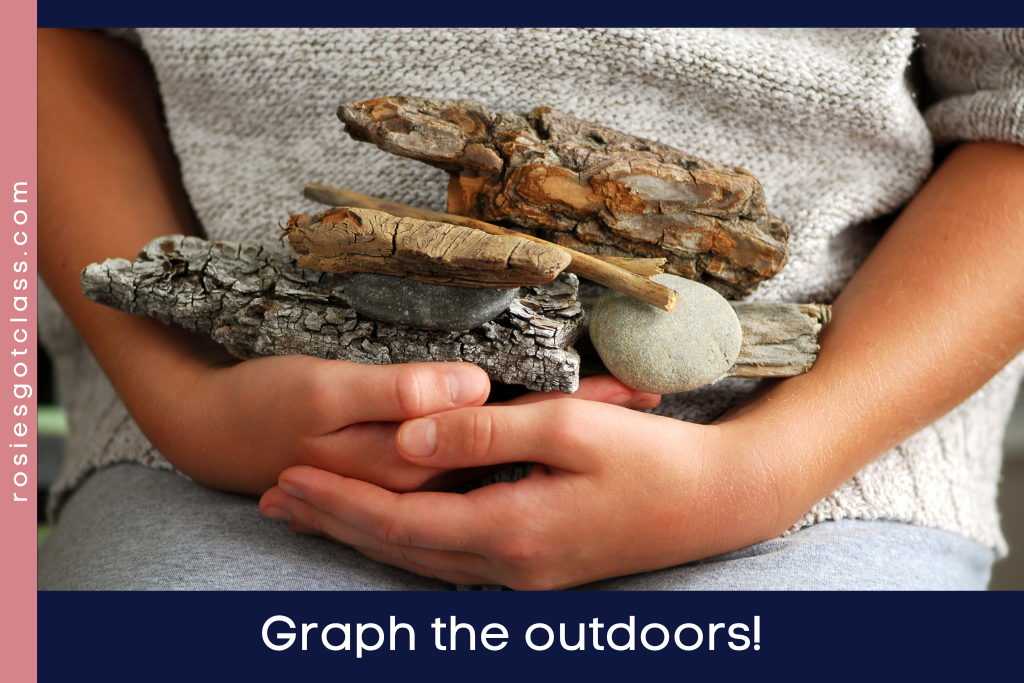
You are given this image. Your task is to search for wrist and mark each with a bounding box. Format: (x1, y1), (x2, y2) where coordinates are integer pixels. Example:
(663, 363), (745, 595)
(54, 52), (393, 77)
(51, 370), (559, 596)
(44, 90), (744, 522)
(713, 372), (874, 538)
(110, 319), (234, 462)
(653, 418), (786, 563)
(713, 405), (808, 541)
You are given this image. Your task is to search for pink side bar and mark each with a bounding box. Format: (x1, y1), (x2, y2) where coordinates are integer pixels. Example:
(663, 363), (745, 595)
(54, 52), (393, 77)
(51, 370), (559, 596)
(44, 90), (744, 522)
(0, 1), (38, 681)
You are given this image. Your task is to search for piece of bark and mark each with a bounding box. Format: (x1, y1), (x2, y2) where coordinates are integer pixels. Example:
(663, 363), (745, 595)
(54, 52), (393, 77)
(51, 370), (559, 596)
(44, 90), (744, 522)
(302, 184), (679, 312)
(81, 235), (585, 393)
(728, 302), (831, 377)
(304, 182), (668, 277)
(339, 96), (790, 298)
(81, 236), (827, 394)
(284, 207), (570, 288)
(576, 298), (831, 380)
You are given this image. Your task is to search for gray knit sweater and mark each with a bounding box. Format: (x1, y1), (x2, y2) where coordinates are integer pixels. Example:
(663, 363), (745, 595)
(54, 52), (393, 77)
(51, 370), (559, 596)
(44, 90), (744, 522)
(39, 28), (1024, 553)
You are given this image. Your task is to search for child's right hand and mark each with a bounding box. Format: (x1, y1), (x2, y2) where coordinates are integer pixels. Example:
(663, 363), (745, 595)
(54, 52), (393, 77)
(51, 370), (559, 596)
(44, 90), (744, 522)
(137, 350), (496, 496)
(127, 341), (657, 498)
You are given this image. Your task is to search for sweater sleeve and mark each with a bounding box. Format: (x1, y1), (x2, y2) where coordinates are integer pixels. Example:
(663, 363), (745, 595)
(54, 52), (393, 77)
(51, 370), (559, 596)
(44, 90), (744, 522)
(97, 28), (142, 47)
(919, 28), (1024, 147)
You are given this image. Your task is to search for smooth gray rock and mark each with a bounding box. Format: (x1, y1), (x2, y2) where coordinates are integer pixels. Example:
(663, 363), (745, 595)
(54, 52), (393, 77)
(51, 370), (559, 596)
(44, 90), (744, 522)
(344, 273), (519, 331)
(589, 274), (743, 393)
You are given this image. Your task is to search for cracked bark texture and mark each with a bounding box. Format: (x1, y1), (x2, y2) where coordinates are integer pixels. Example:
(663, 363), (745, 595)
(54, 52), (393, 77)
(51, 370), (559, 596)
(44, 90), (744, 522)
(82, 236), (827, 394)
(339, 95), (790, 298)
(81, 235), (585, 393)
(284, 206), (570, 288)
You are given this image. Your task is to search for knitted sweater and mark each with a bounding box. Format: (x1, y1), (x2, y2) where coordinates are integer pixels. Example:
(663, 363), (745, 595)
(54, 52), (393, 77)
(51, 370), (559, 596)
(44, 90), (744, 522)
(39, 28), (1024, 554)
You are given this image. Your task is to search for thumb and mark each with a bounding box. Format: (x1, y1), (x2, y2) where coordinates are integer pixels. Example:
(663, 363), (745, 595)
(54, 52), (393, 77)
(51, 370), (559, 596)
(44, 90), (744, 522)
(396, 400), (603, 471)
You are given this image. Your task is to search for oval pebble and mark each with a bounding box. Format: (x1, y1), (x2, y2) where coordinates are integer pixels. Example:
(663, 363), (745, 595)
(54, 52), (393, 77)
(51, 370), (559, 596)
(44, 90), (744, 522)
(344, 273), (519, 331)
(589, 274), (742, 393)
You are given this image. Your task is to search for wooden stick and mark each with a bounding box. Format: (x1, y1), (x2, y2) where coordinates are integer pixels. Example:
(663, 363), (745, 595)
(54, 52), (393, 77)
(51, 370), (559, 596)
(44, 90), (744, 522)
(304, 183), (679, 312)
(305, 184), (664, 274)
(284, 208), (570, 288)
(587, 256), (666, 278)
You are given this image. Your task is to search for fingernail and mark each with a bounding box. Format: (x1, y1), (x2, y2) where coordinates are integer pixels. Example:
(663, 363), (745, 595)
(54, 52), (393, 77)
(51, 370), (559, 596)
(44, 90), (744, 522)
(278, 481), (303, 500)
(449, 366), (486, 405)
(399, 418), (437, 457)
(263, 506), (292, 522)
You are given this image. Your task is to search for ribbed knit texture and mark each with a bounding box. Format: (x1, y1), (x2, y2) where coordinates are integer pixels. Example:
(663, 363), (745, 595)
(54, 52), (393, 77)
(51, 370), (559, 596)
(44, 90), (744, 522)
(40, 28), (1024, 554)
(920, 29), (1024, 147)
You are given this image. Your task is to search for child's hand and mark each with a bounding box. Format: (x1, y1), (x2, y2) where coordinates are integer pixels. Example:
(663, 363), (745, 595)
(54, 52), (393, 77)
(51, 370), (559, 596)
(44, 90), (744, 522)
(148, 353), (494, 495)
(257, 385), (759, 590)
(144, 351), (660, 498)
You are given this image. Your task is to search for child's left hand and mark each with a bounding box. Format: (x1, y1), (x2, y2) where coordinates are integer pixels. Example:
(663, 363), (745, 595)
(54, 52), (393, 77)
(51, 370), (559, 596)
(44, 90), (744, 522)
(259, 385), (778, 589)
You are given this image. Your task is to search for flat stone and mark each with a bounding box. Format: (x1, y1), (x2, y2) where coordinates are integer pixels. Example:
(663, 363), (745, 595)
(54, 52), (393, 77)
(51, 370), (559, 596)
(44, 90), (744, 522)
(344, 273), (519, 331)
(589, 274), (742, 393)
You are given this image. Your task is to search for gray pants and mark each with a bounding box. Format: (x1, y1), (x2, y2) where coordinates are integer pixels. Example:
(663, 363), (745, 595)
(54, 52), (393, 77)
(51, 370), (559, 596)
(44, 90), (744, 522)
(38, 464), (994, 590)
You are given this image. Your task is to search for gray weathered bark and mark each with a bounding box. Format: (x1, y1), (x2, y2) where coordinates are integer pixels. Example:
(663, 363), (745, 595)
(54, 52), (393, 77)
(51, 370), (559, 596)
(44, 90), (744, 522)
(81, 235), (585, 393)
(82, 236), (828, 394)
(729, 302), (831, 377)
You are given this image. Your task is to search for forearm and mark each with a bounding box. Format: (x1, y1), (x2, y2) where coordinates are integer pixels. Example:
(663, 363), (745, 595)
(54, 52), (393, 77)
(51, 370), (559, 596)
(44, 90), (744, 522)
(726, 141), (1024, 536)
(39, 29), (232, 460)
(40, 29), (198, 309)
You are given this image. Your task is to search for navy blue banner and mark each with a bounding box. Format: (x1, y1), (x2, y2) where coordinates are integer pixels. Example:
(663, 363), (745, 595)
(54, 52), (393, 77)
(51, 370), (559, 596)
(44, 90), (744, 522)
(36, 0), (1024, 29)
(38, 591), (1020, 681)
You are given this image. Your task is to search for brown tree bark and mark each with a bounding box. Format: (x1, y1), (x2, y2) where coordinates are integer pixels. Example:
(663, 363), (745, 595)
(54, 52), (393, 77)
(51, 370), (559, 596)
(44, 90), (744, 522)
(301, 184), (679, 311)
(339, 96), (790, 298)
(284, 207), (570, 288)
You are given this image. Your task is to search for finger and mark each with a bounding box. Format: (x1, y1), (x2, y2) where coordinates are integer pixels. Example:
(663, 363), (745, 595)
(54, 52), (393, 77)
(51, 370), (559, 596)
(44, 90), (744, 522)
(288, 521), (331, 540)
(396, 399), (621, 470)
(309, 422), (452, 493)
(265, 489), (491, 575)
(356, 547), (492, 586)
(318, 361), (491, 426)
(272, 466), (500, 551)
(498, 375), (661, 410)
(284, 514), (486, 585)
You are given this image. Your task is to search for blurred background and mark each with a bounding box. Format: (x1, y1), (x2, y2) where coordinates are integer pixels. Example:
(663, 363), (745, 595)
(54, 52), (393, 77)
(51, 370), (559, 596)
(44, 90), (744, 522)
(995, 395), (1024, 589)
(34, 341), (1024, 589)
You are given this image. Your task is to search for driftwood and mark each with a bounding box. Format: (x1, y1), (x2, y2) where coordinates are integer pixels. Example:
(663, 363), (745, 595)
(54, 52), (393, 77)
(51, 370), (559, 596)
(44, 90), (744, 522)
(82, 235), (585, 393)
(304, 184), (668, 278)
(302, 184), (679, 311)
(729, 302), (831, 377)
(283, 207), (570, 288)
(339, 96), (789, 298)
(81, 236), (828, 393)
